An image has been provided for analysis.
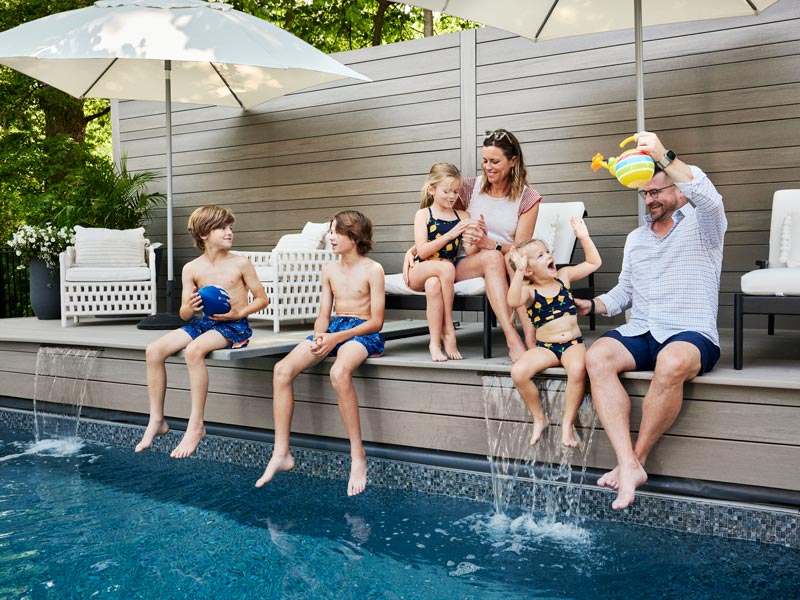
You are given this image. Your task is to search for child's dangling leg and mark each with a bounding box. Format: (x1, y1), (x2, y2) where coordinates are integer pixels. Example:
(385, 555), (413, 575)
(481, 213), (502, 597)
(511, 348), (560, 445)
(559, 343), (587, 448)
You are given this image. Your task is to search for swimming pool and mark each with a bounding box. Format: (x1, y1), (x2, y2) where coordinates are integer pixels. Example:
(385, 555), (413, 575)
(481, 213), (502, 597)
(1, 425), (798, 600)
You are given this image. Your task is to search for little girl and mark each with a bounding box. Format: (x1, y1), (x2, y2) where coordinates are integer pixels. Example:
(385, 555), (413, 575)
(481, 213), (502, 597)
(408, 163), (476, 361)
(507, 217), (601, 446)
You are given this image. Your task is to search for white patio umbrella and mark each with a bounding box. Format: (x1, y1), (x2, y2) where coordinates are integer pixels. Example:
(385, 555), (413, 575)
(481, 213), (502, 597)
(404, 0), (778, 217)
(0, 0), (370, 328)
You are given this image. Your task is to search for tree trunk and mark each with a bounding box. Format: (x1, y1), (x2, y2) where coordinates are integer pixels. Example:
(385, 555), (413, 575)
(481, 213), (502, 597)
(423, 9), (433, 37)
(36, 86), (87, 142)
(373, 0), (391, 46)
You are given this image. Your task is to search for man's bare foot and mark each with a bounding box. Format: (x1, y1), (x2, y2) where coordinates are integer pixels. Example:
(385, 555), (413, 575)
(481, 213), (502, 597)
(612, 462), (648, 510)
(443, 332), (463, 360)
(255, 453), (295, 488)
(429, 343), (448, 362)
(347, 455), (367, 496)
(597, 466), (620, 490)
(170, 425), (206, 459)
(530, 416), (550, 445)
(135, 420), (169, 453)
(561, 423), (579, 448)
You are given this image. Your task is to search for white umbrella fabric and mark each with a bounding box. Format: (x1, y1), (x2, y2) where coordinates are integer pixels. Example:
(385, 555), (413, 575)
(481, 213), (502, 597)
(404, 0), (778, 217)
(0, 0), (370, 327)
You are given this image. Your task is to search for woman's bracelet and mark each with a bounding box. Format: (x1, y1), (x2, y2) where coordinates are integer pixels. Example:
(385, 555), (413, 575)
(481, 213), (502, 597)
(589, 298), (596, 315)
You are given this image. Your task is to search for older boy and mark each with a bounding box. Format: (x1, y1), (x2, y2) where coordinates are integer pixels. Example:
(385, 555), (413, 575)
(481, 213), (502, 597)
(256, 210), (385, 496)
(135, 205), (268, 458)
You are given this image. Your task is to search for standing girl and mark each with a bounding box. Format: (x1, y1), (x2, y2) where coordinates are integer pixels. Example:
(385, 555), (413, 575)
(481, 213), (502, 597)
(507, 217), (601, 447)
(407, 163), (475, 361)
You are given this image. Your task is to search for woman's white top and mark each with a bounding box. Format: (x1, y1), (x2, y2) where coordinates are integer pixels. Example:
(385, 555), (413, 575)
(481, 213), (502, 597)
(461, 176), (541, 245)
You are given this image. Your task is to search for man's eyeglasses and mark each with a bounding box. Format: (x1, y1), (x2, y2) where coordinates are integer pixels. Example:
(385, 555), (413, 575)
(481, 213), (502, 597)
(484, 129), (510, 143)
(638, 184), (675, 200)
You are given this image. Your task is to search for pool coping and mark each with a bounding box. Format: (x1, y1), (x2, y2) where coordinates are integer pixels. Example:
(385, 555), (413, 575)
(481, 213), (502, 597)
(2, 407), (797, 549)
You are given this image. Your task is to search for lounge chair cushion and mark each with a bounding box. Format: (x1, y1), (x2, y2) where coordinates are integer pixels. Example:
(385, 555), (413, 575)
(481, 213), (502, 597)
(741, 267), (800, 296)
(385, 273), (486, 296)
(65, 266), (152, 282)
(779, 212), (800, 267)
(74, 226), (147, 267)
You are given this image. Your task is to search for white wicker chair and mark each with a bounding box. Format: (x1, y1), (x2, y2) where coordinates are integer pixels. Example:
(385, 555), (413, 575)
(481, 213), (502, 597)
(59, 228), (158, 327)
(234, 248), (338, 332)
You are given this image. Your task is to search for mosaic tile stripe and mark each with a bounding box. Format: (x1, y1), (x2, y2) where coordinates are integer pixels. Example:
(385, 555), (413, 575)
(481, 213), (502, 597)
(2, 408), (796, 549)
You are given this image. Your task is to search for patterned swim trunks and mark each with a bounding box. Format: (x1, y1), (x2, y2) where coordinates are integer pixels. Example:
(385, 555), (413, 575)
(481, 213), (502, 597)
(182, 315), (252, 349)
(307, 316), (385, 357)
(536, 336), (584, 359)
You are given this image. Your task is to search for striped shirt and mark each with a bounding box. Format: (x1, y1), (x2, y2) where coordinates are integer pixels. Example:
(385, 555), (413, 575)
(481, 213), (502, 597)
(597, 166), (727, 347)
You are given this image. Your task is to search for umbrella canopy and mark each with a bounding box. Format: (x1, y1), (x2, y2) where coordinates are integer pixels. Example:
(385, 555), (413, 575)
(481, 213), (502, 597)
(0, 0), (369, 108)
(0, 0), (370, 325)
(404, 0), (778, 218)
(405, 0), (778, 42)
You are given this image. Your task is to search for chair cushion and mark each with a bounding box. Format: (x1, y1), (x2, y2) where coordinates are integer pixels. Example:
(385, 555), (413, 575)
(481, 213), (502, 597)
(74, 226), (147, 267)
(65, 266), (152, 282)
(302, 221), (330, 250)
(741, 267), (800, 296)
(385, 273), (486, 296)
(779, 212), (800, 267)
(275, 233), (320, 250)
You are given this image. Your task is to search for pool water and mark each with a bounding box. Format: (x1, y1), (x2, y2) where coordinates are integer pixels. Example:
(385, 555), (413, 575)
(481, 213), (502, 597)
(1, 429), (797, 600)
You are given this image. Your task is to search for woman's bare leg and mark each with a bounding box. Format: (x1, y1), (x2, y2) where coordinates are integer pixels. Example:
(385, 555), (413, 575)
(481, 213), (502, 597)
(457, 251), (526, 361)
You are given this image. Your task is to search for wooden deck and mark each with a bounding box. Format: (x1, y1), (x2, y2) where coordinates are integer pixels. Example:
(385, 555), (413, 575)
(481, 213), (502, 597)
(0, 316), (798, 502)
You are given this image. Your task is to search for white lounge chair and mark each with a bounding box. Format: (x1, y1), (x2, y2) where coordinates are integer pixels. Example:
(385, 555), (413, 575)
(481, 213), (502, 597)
(60, 226), (158, 327)
(734, 189), (800, 369)
(234, 222), (338, 333)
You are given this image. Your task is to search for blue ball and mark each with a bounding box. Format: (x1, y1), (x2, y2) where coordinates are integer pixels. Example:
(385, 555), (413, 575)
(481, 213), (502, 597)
(197, 285), (231, 317)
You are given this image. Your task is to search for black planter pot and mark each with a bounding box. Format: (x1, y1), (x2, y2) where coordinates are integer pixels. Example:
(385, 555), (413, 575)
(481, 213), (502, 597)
(29, 258), (61, 320)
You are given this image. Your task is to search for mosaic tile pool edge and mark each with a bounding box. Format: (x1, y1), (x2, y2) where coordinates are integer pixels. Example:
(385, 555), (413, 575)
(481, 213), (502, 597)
(3, 408), (796, 549)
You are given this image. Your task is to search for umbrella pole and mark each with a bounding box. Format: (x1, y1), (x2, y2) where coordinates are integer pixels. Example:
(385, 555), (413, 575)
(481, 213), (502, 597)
(165, 59), (175, 314)
(635, 0), (646, 223)
(137, 60), (186, 330)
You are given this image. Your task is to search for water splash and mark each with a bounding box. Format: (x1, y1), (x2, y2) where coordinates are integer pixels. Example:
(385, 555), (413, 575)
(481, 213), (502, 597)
(0, 438), (86, 462)
(483, 375), (598, 523)
(33, 346), (100, 442)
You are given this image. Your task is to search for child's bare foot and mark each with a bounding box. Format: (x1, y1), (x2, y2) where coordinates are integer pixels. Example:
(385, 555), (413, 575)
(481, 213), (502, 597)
(611, 462), (648, 510)
(561, 423), (579, 448)
(597, 466), (620, 490)
(508, 339), (527, 363)
(530, 416), (550, 445)
(347, 455), (367, 496)
(170, 425), (206, 459)
(429, 343), (448, 362)
(135, 419), (169, 453)
(443, 332), (463, 360)
(255, 452), (295, 488)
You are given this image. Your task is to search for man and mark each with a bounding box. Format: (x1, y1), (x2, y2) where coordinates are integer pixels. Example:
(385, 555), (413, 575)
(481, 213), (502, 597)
(577, 131), (727, 510)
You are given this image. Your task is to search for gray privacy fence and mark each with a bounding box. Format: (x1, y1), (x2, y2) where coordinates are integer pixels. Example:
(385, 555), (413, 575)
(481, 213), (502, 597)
(0, 248), (32, 318)
(115, 1), (800, 328)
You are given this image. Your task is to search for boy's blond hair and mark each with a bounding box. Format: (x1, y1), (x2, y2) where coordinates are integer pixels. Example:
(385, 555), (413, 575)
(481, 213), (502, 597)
(331, 210), (373, 256)
(188, 205), (235, 250)
(510, 238), (549, 282)
(419, 163), (462, 208)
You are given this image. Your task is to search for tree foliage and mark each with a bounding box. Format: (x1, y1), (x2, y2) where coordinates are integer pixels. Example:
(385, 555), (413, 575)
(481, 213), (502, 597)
(0, 0), (475, 240)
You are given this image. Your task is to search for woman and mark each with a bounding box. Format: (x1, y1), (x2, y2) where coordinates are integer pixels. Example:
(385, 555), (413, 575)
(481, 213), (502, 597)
(405, 129), (541, 362)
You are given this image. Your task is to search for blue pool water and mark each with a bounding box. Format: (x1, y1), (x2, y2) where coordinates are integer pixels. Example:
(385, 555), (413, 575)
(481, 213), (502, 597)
(1, 429), (798, 600)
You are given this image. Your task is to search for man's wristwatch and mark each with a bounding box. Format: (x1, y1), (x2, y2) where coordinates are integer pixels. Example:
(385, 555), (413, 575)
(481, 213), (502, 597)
(656, 149), (676, 169)
(494, 243), (502, 252)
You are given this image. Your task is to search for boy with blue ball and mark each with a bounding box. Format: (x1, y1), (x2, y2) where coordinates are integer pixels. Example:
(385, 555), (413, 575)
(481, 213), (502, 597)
(135, 205), (268, 458)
